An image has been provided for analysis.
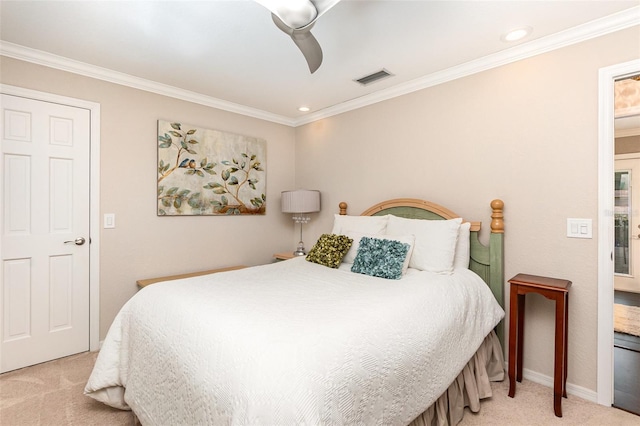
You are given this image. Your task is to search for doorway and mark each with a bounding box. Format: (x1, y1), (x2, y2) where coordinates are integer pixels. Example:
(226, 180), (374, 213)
(0, 85), (101, 371)
(597, 59), (640, 408)
(613, 153), (640, 415)
(612, 103), (640, 414)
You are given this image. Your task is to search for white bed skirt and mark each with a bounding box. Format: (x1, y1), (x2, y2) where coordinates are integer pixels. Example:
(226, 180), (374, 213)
(409, 331), (504, 426)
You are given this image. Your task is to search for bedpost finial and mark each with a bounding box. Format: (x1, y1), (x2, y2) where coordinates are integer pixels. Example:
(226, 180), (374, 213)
(339, 202), (348, 215)
(490, 199), (504, 234)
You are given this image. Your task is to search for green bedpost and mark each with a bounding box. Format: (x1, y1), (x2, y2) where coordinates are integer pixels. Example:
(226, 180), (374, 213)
(489, 199), (505, 347)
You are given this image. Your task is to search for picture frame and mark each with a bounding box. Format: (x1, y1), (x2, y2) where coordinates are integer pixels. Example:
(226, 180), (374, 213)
(157, 120), (266, 216)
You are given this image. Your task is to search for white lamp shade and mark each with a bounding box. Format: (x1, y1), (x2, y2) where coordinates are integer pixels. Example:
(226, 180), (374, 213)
(281, 190), (321, 213)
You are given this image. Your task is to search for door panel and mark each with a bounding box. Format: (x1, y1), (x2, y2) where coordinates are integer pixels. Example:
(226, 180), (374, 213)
(2, 258), (31, 342)
(0, 94), (90, 372)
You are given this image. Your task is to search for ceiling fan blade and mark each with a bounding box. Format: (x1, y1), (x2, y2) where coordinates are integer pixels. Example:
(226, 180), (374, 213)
(272, 13), (323, 73)
(291, 30), (323, 74)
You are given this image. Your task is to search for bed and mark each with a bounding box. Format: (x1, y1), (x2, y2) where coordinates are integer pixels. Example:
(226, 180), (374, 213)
(85, 198), (506, 426)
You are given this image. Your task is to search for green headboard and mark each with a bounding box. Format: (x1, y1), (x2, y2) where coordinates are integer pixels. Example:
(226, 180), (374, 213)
(338, 198), (505, 344)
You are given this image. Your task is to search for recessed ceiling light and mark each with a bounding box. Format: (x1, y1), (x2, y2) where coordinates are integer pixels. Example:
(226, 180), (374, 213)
(501, 26), (532, 42)
(298, 106), (310, 112)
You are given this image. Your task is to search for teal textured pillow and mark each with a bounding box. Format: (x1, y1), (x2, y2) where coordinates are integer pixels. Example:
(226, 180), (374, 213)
(306, 234), (353, 268)
(351, 237), (410, 280)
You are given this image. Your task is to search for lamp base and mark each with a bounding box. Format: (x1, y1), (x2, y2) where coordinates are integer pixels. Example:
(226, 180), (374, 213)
(293, 240), (306, 256)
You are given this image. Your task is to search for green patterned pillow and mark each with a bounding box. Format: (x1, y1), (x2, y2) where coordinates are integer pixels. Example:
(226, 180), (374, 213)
(306, 234), (354, 268)
(351, 237), (410, 280)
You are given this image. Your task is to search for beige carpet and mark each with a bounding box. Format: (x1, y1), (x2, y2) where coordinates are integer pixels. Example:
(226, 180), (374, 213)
(1, 351), (639, 425)
(0, 352), (135, 425)
(460, 378), (640, 426)
(615, 303), (640, 337)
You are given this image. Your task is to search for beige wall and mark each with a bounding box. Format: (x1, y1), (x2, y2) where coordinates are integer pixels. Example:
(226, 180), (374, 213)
(0, 57), (297, 338)
(295, 27), (640, 392)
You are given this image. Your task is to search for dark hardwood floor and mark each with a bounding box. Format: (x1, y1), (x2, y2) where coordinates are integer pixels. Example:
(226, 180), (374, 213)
(613, 290), (640, 416)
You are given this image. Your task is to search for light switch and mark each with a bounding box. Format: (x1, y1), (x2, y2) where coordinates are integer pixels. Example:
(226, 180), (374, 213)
(104, 213), (116, 229)
(567, 218), (592, 239)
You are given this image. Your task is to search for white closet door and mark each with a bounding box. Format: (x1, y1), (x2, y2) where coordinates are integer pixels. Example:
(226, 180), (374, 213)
(1, 94), (90, 373)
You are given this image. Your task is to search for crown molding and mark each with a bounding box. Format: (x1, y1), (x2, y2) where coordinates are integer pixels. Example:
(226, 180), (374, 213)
(1, 6), (638, 128)
(0, 41), (296, 127)
(293, 6), (640, 127)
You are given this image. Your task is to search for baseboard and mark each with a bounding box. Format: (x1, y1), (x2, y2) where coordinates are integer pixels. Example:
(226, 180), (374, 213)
(504, 363), (598, 403)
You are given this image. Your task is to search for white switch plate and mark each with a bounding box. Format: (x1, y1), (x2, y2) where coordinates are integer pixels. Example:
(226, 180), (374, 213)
(104, 213), (116, 229)
(567, 218), (592, 238)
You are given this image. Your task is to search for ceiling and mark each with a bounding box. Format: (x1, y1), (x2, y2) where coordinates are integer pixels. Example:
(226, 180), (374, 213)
(1, 1), (639, 126)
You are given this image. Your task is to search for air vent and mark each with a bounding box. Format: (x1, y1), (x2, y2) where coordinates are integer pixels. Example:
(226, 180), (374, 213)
(354, 69), (394, 86)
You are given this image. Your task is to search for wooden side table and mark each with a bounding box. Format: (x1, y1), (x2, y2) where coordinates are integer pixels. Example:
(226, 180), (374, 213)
(507, 273), (571, 417)
(136, 265), (246, 288)
(273, 252), (297, 261)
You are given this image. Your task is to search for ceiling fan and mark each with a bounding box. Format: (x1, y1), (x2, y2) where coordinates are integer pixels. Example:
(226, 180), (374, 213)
(255, 0), (341, 73)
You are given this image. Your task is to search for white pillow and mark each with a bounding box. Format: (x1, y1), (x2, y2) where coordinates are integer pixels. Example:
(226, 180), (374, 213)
(342, 231), (415, 274)
(453, 222), (471, 269)
(331, 214), (389, 235)
(385, 216), (462, 273)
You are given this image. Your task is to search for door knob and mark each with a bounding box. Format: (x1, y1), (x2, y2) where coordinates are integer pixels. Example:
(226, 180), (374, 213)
(64, 237), (86, 245)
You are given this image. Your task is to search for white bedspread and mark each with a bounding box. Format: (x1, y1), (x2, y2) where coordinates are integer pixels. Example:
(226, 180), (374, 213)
(85, 257), (504, 425)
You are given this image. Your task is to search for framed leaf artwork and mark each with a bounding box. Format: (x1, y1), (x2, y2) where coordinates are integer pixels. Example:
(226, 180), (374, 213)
(157, 120), (266, 215)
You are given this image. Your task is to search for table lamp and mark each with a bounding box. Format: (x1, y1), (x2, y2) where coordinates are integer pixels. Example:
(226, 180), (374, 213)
(281, 190), (321, 256)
